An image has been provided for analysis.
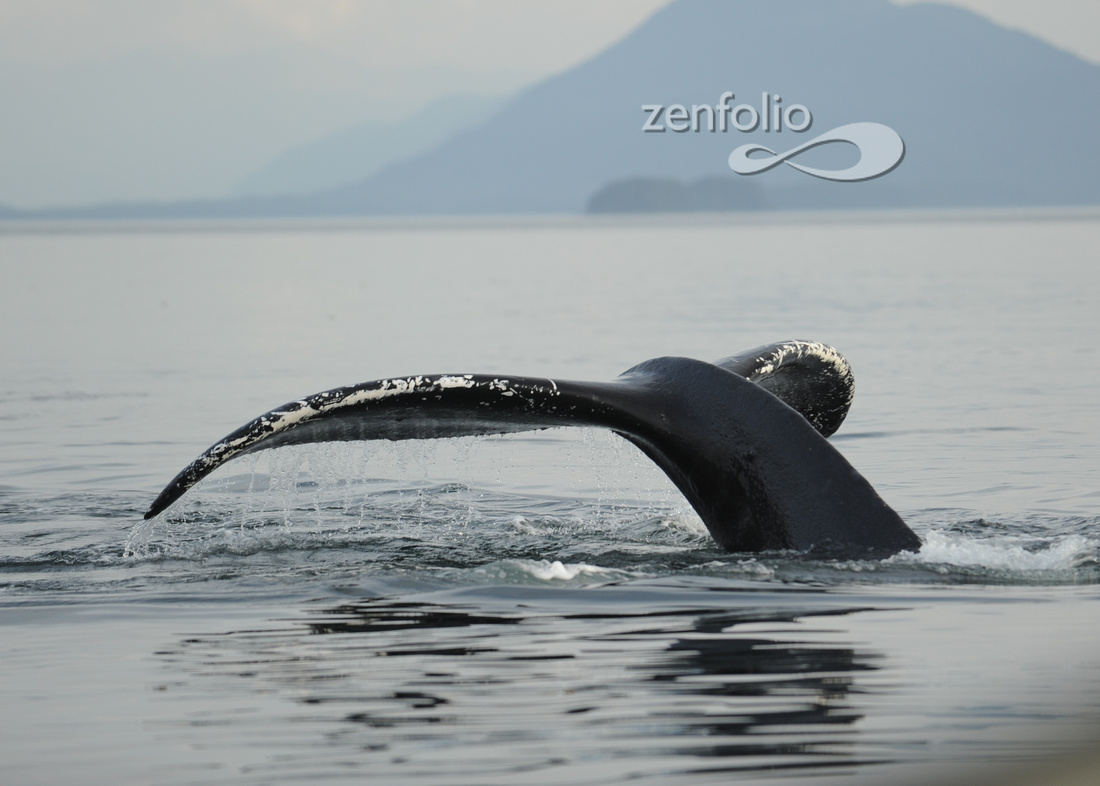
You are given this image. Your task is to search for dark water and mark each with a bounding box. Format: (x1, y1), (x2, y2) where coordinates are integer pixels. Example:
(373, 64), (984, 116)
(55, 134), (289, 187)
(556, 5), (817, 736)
(2, 212), (1100, 784)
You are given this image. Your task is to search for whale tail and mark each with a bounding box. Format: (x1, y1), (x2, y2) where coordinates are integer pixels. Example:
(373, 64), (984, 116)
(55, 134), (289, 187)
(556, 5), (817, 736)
(144, 340), (921, 558)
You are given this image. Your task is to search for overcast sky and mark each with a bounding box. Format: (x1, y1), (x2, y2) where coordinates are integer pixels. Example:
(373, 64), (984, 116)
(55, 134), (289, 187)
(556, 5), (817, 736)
(894, 0), (1099, 62)
(0, 0), (1096, 69)
(0, 1), (669, 70)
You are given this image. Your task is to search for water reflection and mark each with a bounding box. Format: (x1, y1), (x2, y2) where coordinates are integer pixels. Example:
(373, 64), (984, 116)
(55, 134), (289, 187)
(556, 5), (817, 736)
(156, 591), (891, 781)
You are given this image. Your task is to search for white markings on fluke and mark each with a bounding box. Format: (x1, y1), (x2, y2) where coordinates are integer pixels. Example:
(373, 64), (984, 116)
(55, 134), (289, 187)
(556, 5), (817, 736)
(751, 340), (851, 382)
(436, 375), (476, 389)
(183, 373), (565, 483)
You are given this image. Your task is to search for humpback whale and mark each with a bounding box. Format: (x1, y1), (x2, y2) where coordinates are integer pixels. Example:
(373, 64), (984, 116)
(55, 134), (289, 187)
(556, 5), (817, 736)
(145, 340), (921, 558)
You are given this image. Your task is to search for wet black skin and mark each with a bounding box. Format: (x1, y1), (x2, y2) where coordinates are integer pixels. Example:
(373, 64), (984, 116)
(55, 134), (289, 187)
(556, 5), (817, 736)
(145, 341), (921, 558)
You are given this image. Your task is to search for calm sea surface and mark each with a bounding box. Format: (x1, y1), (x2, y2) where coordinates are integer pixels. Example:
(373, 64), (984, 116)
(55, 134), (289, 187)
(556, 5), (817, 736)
(2, 211), (1100, 784)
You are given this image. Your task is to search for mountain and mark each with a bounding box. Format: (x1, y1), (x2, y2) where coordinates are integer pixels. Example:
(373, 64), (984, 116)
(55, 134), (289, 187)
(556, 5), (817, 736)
(318, 0), (1100, 214)
(232, 94), (508, 198)
(9, 0), (1100, 219)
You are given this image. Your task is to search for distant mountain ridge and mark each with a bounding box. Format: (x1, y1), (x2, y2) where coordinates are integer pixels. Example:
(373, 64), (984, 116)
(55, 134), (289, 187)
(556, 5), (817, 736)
(8, 0), (1100, 219)
(232, 94), (508, 198)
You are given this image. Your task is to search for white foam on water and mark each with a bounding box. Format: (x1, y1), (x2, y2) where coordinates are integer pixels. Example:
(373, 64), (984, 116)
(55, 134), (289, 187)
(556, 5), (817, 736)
(893, 530), (1097, 573)
(526, 559), (601, 581)
(471, 558), (639, 586)
(732, 558), (778, 578)
(658, 513), (709, 537)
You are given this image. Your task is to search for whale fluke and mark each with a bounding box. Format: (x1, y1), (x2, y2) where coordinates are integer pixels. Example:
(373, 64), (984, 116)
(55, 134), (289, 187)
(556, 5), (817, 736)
(145, 340), (921, 558)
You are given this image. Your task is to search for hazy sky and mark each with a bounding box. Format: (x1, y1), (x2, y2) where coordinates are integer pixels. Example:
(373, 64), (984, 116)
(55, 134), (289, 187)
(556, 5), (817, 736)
(894, 0), (1099, 62)
(0, 1), (1097, 209)
(0, 0), (1096, 69)
(0, 1), (669, 70)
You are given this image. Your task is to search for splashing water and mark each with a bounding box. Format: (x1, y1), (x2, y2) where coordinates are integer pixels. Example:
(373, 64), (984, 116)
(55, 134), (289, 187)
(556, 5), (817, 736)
(113, 435), (1100, 591)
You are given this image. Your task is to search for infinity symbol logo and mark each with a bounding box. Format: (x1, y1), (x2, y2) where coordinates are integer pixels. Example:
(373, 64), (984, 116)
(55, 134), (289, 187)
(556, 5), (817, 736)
(728, 122), (905, 182)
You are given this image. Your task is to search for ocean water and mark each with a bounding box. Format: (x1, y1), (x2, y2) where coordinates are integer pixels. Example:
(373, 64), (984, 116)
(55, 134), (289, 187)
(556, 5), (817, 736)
(2, 211), (1100, 784)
